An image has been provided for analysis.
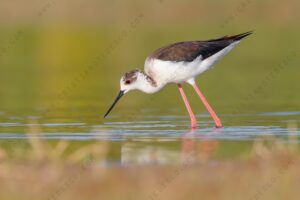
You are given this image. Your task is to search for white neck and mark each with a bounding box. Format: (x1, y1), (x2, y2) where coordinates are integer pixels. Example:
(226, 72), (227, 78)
(136, 72), (164, 94)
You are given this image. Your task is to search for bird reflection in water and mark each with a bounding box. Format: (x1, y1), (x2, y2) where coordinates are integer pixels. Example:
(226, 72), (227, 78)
(180, 128), (220, 165)
(117, 128), (221, 166)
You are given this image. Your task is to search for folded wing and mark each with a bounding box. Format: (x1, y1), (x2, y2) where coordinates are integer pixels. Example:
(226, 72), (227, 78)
(148, 31), (252, 62)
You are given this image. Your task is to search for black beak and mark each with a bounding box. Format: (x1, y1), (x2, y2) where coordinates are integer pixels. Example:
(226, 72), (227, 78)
(103, 90), (125, 118)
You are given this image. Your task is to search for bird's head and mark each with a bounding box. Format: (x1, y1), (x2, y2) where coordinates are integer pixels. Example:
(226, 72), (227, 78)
(120, 69), (142, 93)
(103, 69), (143, 118)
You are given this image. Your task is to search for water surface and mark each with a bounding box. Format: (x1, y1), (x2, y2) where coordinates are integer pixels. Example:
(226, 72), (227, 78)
(0, 110), (299, 166)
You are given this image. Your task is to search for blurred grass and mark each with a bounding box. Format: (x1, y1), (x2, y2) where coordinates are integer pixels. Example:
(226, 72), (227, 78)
(0, 120), (300, 200)
(0, 129), (299, 200)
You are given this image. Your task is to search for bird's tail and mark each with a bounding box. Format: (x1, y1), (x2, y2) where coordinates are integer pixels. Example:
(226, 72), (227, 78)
(227, 31), (253, 41)
(212, 31), (253, 42)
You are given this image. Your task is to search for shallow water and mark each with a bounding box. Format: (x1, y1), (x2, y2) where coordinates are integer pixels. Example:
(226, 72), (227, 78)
(0, 110), (299, 165)
(1, 111), (299, 140)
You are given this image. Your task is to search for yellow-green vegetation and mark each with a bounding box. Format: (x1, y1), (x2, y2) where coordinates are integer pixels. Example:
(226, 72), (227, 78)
(0, 122), (298, 200)
(0, 133), (299, 200)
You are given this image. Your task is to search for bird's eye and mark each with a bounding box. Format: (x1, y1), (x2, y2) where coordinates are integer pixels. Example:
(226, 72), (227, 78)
(125, 80), (131, 84)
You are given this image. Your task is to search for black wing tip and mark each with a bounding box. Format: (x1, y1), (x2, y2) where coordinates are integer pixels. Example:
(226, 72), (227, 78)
(230, 31), (253, 41)
(210, 31), (253, 42)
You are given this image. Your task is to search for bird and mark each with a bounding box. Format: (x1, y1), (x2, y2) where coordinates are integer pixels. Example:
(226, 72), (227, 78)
(104, 31), (252, 129)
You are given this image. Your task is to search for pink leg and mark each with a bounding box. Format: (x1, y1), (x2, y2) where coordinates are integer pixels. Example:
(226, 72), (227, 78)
(192, 84), (223, 128)
(178, 84), (197, 129)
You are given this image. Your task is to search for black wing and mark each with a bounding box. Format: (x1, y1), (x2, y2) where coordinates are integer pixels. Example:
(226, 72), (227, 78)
(149, 31), (252, 62)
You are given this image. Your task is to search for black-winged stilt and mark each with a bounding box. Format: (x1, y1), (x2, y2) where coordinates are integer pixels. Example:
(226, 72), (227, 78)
(104, 31), (252, 129)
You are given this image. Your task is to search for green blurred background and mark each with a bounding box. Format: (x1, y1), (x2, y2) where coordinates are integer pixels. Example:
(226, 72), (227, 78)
(0, 0), (299, 124)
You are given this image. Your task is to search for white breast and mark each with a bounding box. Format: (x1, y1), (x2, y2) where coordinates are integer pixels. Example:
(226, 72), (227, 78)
(144, 41), (239, 85)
